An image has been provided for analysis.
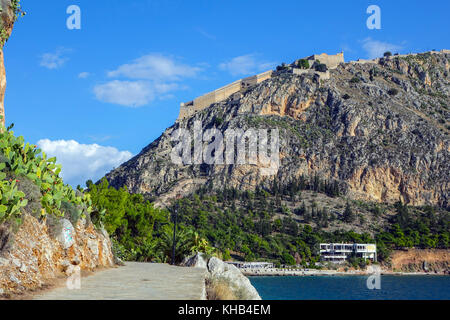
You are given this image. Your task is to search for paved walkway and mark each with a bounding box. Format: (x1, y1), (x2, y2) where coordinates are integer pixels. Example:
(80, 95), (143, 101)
(34, 262), (207, 300)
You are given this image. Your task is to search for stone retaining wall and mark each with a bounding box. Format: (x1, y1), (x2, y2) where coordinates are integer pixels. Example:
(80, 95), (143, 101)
(0, 214), (115, 297)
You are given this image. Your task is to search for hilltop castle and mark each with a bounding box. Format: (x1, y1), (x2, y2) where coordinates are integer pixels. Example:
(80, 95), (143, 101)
(177, 52), (344, 121)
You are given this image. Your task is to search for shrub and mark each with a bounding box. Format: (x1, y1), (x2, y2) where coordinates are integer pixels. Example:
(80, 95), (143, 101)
(214, 116), (224, 127)
(222, 249), (231, 261)
(111, 237), (130, 261)
(343, 202), (356, 223)
(61, 200), (83, 225)
(14, 175), (42, 218)
(350, 77), (361, 83)
(342, 93), (351, 100)
(282, 252), (296, 265)
(384, 51), (392, 57)
(297, 59), (310, 69)
(315, 63), (328, 72)
(206, 278), (237, 300)
(276, 63), (288, 71)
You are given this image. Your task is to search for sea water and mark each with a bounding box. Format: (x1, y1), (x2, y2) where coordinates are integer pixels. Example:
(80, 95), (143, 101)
(249, 275), (450, 300)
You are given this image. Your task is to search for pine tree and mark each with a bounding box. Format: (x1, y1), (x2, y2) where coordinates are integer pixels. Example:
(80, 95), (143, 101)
(343, 202), (356, 223)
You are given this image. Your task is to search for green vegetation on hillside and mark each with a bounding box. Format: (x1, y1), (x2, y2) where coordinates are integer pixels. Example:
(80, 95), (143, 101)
(2, 125), (447, 268)
(86, 178), (214, 263)
(376, 202), (449, 261)
(166, 186), (374, 266)
(88, 175), (450, 267)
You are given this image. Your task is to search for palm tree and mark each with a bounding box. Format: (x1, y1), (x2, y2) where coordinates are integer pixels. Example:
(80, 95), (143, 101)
(157, 227), (215, 263)
(157, 225), (192, 264)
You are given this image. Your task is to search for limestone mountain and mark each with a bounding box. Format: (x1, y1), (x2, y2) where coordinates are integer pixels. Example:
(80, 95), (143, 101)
(105, 51), (449, 208)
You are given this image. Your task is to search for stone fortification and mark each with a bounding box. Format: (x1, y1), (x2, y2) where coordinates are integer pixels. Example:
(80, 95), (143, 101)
(295, 52), (344, 70)
(177, 53), (344, 121)
(177, 49), (448, 121)
(178, 70), (273, 120)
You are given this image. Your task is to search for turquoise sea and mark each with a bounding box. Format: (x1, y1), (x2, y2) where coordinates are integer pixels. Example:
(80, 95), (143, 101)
(249, 275), (450, 300)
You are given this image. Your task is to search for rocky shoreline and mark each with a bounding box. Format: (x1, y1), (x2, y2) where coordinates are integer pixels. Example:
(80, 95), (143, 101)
(183, 253), (261, 300)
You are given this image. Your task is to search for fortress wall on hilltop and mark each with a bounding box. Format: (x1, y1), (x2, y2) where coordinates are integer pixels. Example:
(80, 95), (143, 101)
(214, 79), (242, 103)
(177, 53), (344, 121)
(310, 52), (344, 69)
(177, 70), (274, 121)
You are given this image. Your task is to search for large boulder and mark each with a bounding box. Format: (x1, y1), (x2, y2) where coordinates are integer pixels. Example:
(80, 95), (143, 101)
(206, 257), (261, 300)
(207, 257), (225, 274)
(183, 252), (207, 269)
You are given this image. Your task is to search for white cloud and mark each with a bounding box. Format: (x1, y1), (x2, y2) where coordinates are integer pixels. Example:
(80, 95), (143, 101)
(340, 44), (354, 54)
(93, 80), (178, 107)
(78, 72), (90, 79)
(40, 48), (70, 70)
(107, 54), (202, 81)
(87, 134), (112, 143)
(94, 54), (199, 107)
(196, 28), (216, 40)
(362, 38), (403, 59)
(219, 54), (276, 76)
(37, 139), (133, 187)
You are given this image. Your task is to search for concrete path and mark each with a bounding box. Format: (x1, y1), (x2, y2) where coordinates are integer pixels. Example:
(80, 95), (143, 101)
(34, 262), (207, 300)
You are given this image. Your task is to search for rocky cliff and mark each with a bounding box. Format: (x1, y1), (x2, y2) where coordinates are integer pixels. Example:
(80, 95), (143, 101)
(0, 0), (16, 127)
(0, 213), (114, 298)
(387, 248), (449, 274)
(105, 51), (449, 208)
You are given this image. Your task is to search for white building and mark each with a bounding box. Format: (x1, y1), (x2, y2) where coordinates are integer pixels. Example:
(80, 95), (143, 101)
(319, 243), (377, 263)
(226, 262), (274, 269)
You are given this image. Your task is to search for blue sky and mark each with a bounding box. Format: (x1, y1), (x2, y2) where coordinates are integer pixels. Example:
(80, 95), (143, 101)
(3, 0), (449, 186)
